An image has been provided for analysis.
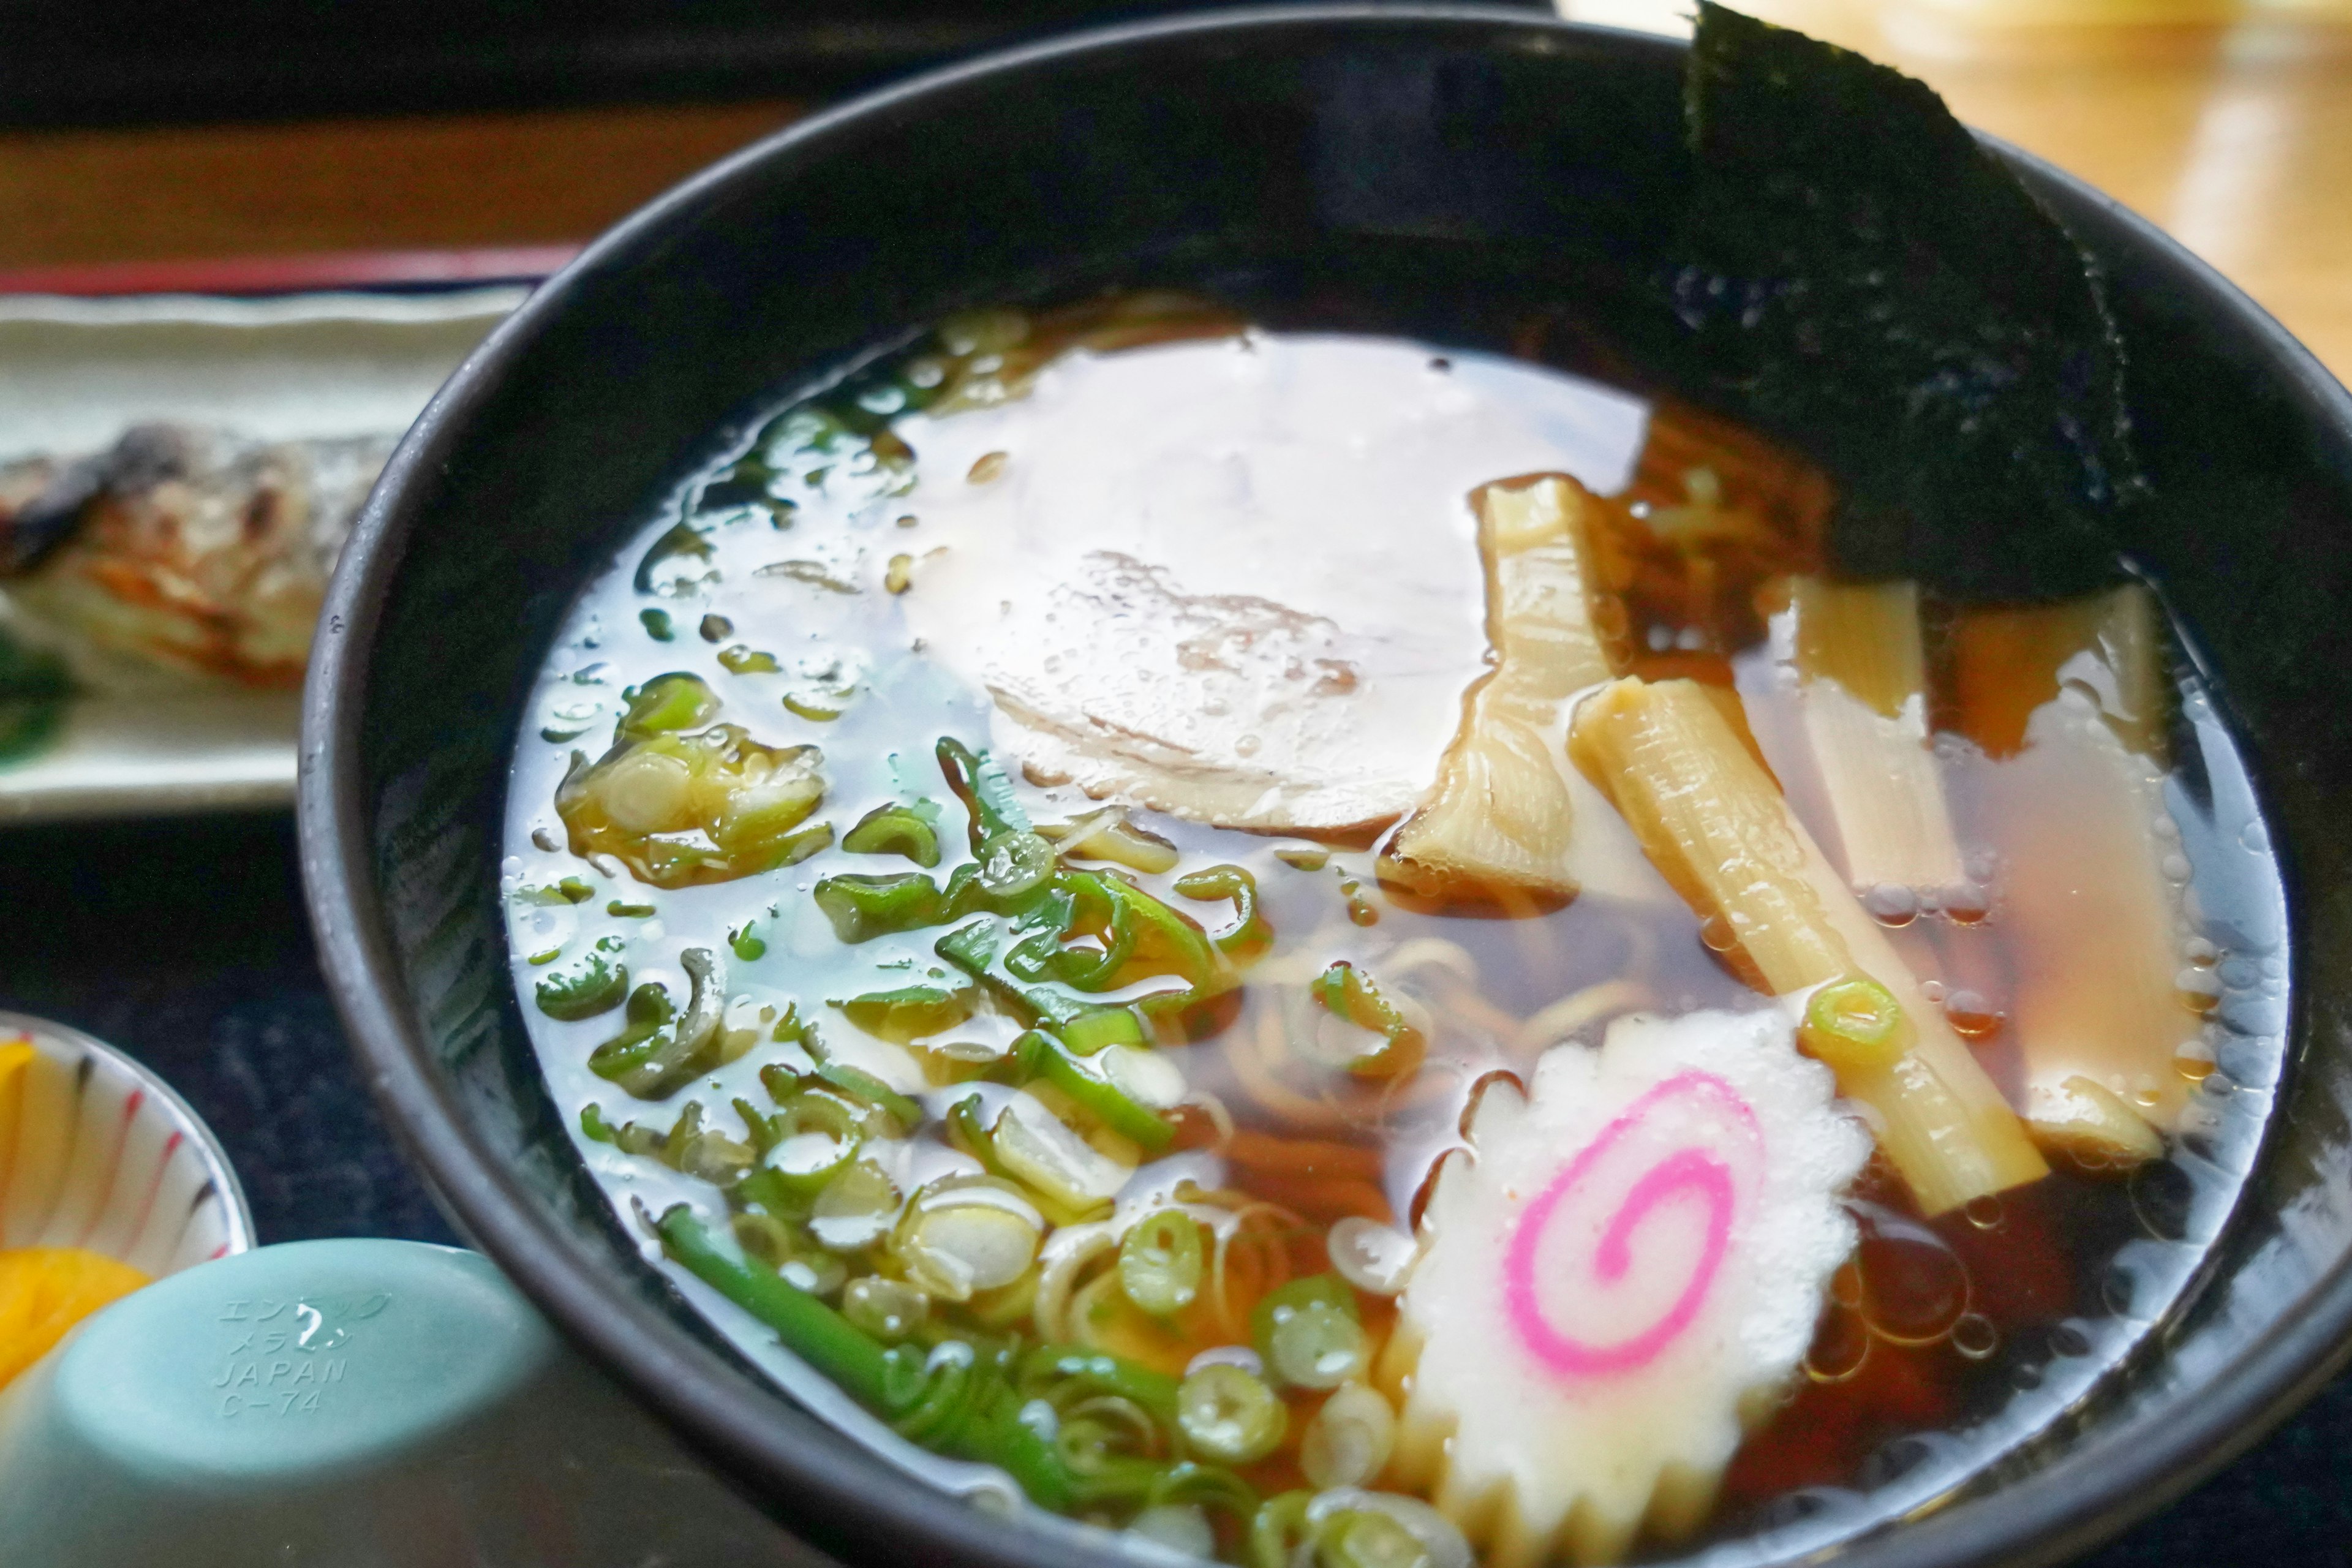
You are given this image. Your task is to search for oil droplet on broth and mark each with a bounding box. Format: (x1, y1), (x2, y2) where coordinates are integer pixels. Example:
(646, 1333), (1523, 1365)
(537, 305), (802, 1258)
(1861, 884), (1918, 926)
(1805, 1304), (1872, 1383)
(1950, 1313), (1999, 1361)
(1853, 1205), (1970, 1348)
(2174, 1038), (2218, 1083)
(1943, 990), (2003, 1040)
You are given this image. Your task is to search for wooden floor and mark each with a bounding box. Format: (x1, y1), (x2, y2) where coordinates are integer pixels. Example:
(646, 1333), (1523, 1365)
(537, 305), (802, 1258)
(0, 7), (2343, 379)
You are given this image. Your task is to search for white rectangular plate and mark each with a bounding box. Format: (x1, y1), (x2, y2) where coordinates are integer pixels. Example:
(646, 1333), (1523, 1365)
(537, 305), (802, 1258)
(0, 285), (524, 821)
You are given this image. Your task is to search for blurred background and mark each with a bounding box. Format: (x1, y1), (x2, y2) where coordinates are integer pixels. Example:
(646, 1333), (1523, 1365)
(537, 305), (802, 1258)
(0, 0), (2342, 377)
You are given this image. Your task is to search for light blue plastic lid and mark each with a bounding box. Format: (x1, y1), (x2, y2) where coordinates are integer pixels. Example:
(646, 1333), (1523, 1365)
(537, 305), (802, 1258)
(0, 1238), (837, 1568)
(59, 1238), (552, 1486)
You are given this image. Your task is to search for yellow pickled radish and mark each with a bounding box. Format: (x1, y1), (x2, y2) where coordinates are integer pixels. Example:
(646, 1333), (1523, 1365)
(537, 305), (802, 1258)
(0, 1039), (31, 1169)
(0, 1246), (151, 1389)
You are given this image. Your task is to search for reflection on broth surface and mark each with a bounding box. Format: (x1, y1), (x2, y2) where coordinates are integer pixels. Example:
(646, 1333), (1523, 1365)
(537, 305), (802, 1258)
(503, 293), (2286, 1567)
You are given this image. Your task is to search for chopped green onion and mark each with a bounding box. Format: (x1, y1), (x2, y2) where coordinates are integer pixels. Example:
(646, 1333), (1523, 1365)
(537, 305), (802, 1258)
(892, 1175), (1044, 1301)
(1060, 1005), (1147, 1055)
(1251, 1492), (1316, 1568)
(1801, 974), (1913, 1072)
(1308, 962), (1426, 1080)
(639, 608), (676, 641)
(977, 830), (1055, 900)
(535, 951), (628, 1020)
(1147, 1460), (1259, 1521)
(1120, 1209), (1205, 1316)
(619, 671), (720, 737)
(807, 1159), (902, 1253)
(658, 1205), (1080, 1510)
(1013, 1030), (1176, 1150)
(728, 921), (767, 962)
(579, 1103), (615, 1142)
(1178, 1363), (1286, 1464)
(632, 521), (714, 594)
(1253, 1275), (1367, 1390)
(718, 644), (782, 674)
(758, 1090), (865, 1195)
(586, 982), (676, 1082)
(989, 1094), (1132, 1219)
(1173, 864), (1274, 966)
(842, 1275), (931, 1341)
(1046, 808), (1180, 875)
(1125, 1504), (1215, 1559)
(837, 982), (979, 1046)
(937, 736), (1030, 848)
(1299, 1383), (1397, 1490)
(813, 872), (948, 943)
(783, 692), (848, 722)
(812, 1061), (923, 1129)
(842, 802), (943, 867)
(1318, 1509), (1431, 1568)
(606, 899), (657, 918)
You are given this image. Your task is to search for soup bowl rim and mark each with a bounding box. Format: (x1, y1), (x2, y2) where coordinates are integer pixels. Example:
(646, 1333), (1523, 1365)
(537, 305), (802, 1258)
(297, 7), (2352, 1567)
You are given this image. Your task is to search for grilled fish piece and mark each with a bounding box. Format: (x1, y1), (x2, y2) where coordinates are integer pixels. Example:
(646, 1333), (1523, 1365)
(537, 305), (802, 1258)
(0, 424), (395, 687)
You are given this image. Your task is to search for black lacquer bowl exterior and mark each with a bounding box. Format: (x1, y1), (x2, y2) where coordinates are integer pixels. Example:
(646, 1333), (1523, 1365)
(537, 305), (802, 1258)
(298, 10), (2352, 1566)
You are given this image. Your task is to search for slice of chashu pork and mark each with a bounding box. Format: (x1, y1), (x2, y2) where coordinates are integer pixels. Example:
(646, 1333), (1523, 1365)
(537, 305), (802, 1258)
(892, 330), (1648, 841)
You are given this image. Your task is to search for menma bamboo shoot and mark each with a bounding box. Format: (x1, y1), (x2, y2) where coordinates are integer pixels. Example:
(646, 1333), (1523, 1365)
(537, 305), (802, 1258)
(1949, 584), (2199, 1162)
(1779, 578), (1968, 906)
(1568, 677), (2049, 1214)
(1381, 474), (1621, 909)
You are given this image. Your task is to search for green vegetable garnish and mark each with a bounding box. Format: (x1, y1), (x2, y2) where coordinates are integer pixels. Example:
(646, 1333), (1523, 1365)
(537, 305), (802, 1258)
(1178, 1363), (1286, 1464)
(813, 872), (949, 943)
(810, 1063), (923, 1130)
(515, 876), (596, 906)
(1800, 974), (1912, 1071)
(936, 736), (1030, 848)
(639, 608), (676, 641)
(717, 644), (781, 675)
(0, 628), (69, 764)
(617, 672), (720, 738)
(1119, 1208), (1204, 1315)
(728, 921), (767, 961)
(783, 692), (848, 722)
(533, 951), (628, 1020)
(841, 801), (943, 867)
(976, 830), (1055, 901)
(1013, 1030), (1174, 1150)
(557, 717), (828, 889)
(1173, 864), (1273, 965)
(633, 521), (714, 594)
(751, 1090), (866, 1196)
(837, 982), (979, 1045)
(1252, 1275), (1366, 1390)
(1310, 962), (1426, 1080)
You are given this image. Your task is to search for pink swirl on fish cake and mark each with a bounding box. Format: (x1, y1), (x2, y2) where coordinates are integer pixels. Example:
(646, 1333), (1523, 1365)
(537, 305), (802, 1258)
(1502, 1070), (1763, 1378)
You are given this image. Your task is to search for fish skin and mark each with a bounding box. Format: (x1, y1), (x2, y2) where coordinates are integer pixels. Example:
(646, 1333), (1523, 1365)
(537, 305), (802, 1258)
(0, 423), (396, 687)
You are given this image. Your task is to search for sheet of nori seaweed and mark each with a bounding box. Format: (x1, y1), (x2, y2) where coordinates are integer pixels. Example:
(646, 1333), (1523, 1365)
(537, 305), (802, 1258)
(1674, 2), (2144, 601)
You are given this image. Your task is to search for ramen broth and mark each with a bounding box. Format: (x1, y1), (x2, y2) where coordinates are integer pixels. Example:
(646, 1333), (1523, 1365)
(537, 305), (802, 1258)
(502, 294), (2287, 1566)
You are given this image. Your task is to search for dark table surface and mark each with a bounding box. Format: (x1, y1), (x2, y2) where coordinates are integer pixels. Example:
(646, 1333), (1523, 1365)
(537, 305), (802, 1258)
(6, 807), (2346, 1566)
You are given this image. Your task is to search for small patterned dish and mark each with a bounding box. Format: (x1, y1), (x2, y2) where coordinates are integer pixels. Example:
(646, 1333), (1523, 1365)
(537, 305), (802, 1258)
(0, 1011), (253, 1272)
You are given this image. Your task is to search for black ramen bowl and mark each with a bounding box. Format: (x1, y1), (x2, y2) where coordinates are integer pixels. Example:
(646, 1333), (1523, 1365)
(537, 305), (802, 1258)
(298, 8), (2352, 1567)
